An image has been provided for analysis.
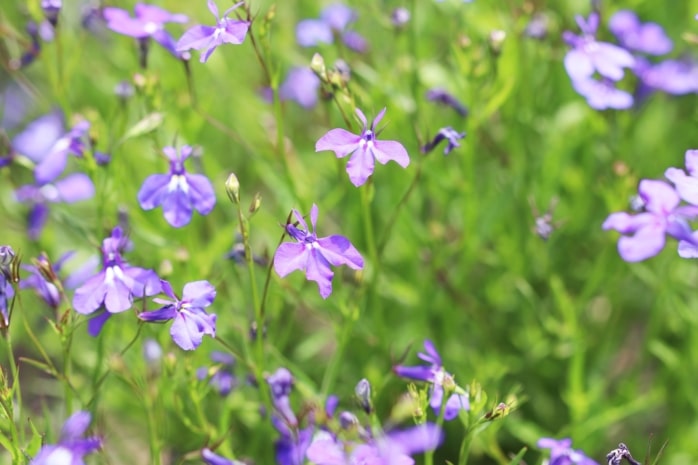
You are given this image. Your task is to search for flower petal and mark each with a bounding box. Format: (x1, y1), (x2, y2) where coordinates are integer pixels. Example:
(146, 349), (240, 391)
(273, 243), (308, 277)
(182, 280), (216, 308)
(345, 147), (375, 187)
(316, 235), (364, 269)
(372, 140), (410, 168)
(176, 25), (216, 51)
(138, 174), (171, 210)
(315, 129), (360, 158)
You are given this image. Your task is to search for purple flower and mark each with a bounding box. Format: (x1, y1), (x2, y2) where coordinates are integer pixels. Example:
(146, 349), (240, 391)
(279, 67), (322, 108)
(563, 12), (634, 81)
(425, 88), (468, 117)
(602, 179), (698, 261)
(421, 127), (466, 155)
(267, 367), (298, 426)
(296, 4), (367, 53)
(394, 340), (469, 421)
(316, 108), (409, 187)
(176, 1), (249, 63)
(20, 252), (74, 309)
(41, 0), (62, 26)
(72, 226), (161, 315)
(15, 173), (95, 240)
(664, 150), (698, 205)
(202, 448), (244, 465)
(137, 145), (216, 228)
(571, 76), (633, 110)
(103, 3), (188, 57)
(634, 57), (698, 96)
(197, 351), (237, 395)
(273, 204), (363, 299)
(139, 280), (216, 351)
(0, 246), (15, 329)
(31, 411), (102, 465)
(537, 438), (599, 465)
(609, 10), (672, 56)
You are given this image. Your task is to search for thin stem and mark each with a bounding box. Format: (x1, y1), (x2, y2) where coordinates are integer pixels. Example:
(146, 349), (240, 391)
(320, 304), (357, 397)
(377, 165), (422, 257)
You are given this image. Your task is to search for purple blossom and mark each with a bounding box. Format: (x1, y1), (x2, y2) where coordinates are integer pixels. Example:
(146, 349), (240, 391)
(15, 173), (95, 240)
(41, 0), (62, 26)
(176, 1), (249, 63)
(316, 108), (409, 187)
(563, 12), (634, 81)
(273, 204), (363, 299)
(571, 76), (633, 110)
(609, 10), (672, 55)
(103, 3), (188, 58)
(296, 4), (367, 53)
(279, 67), (322, 108)
(537, 438), (599, 465)
(421, 127), (466, 155)
(394, 340), (469, 421)
(139, 280), (217, 351)
(425, 88), (468, 117)
(664, 150), (698, 205)
(72, 226), (161, 316)
(202, 448), (245, 465)
(197, 351), (237, 395)
(0, 246), (15, 329)
(30, 411), (102, 465)
(602, 179), (698, 262)
(634, 57), (698, 96)
(137, 145), (216, 228)
(20, 252), (74, 309)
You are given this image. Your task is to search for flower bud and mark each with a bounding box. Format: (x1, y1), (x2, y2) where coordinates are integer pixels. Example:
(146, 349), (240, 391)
(355, 378), (372, 414)
(225, 173), (240, 204)
(310, 53), (328, 83)
(248, 192), (262, 215)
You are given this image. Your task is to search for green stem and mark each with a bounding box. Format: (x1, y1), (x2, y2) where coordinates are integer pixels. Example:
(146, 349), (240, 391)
(360, 184), (380, 327)
(2, 331), (21, 462)
(320, 304), (357, 397)
(377, 165), (422, 257)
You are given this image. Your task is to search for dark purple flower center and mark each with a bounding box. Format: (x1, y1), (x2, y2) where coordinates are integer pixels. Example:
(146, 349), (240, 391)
(287, 224), (316, 244)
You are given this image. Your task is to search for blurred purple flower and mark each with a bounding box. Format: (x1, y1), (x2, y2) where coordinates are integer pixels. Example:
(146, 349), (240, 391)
(571, 76), (633, 110)
(41, 0), (62, 26)
(274, 417), (313, 465)
(609, 10), (672, 55)
(425, 88), (468, 117)
(267, 367), (297, 425)
(537, 438), (599, 465)
(391, 8), (410, 28)
(176, 0), (249, 63)
(273, 204), (363, 299)
(634, 57), (698, 96)
(103, 3), (188, 57)
(139, 280), (217, 351)
(316, 108), (409, 187)
(665, 150), (698, 205)
(603, 179), (698, 262)
(20, 251), (75, 309)
(394, 340), (469, 421)
(137, 145), (216, 228)
(202, 448), (245, 465)
(0, 246), (15, 329)
(563, 12), (634, 81)
(525, 12), (549, 39)
(31, 411), (102, 465)
(421, 127), (466, 155)
(279, 67), (322, 108)
(197, 351), (237, 395)
(15, 173), (95, 240)
(296, 4), (367, 53)
(72, 226), (161, 316)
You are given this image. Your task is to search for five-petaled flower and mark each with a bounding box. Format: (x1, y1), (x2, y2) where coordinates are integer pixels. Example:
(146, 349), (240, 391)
(139, 280), (217, 351)
(316, 108), (409, 187)
(176, 0), (250, 63)
(421, 127), (466, 155)
(30, 411), (102, 465)
(137, 145), (216, 228)
(273, 204), (363, 299)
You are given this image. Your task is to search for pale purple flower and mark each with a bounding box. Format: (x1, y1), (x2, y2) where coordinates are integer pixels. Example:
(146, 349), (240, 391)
(0, 246), (15, 329)
(279, 67), (322, 108)
(137, 145), (216, 228)
(176, 0), (249, 63)
(139, 280), (216, 351)
(393, 340), (469, 421)
(425, 88), (468, 117)
(537, 438), (599, 465)
(563, 12), (634, 81)
(197, 351), (237, 395)
(273, 204), (363, 299)
(603, 179), (698, 261)
(635, 57), (698, 96)
(15, 173), (95, 240)
(421, 127), (466, 155)
(72, 226), (162, 315)
(571, 76), (633, 110)
(665, 150), (698, 205)
(202, 448), (245, 465)
(609, 10), (672, 55)
(316, 108), (409, 187)
(296, 4), (367, 53)
(41, 0), (62, 26)
(21, 252), (74, 309)
(31, 411), (102, 465)
(267, 367), (298, 426)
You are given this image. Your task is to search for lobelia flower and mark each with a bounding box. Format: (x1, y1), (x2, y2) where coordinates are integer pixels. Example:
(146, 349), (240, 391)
(425, 88), (469, 117)
(296, 4), (367, 53)
(197, 351), (237, 395)
(571, 76), (633, 110)
(72, 226), (161, 316)
(31, 411), (102, 465)
(0, 246), (15, 329)
(537, 438), (599, 465)
(137, 145), (216, 228)
(316, 108), (410, 187)
(608, 10), (672, 56)
(279, 67), (322, 108)
(41, 0), (62, 26)
(202, 448), (245, 465)
(634, 57), (698, 96)
(176, 0), (250, 63)
(15, 173), (95, 240)
(421, 127), (466, 155)
(562, 12), (634, 82)
(394, 340), (469, 421)
(21, 251), (75, 309)
(139, 280), (217, 351)
(273, 204), (363, 299)
(602, 179), (698, 262)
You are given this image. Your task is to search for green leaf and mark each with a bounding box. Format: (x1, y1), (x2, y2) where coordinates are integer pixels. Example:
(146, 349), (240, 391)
(25, 417), (43, 458)
(507, 447), (528, 465)
(119, 112), (164, 143)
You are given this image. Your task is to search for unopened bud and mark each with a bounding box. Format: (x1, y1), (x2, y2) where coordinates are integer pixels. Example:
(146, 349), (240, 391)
(488, 30), (506, 56)
(355, 378), (372, 414)
(225, 173), (240, 204)
(249, 193), (262, 215)
(310, 53), (328, 82)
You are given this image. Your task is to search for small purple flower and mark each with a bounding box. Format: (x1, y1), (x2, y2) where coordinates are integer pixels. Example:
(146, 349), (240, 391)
(197, 351), (237, 395)
(0, 246), (15, 329)
(563, 12), (634, 81)
(279, 67), (322, 108)
(41, 0), (62, 26)
(72, 226), (162, 316)
(267, 367), (298, 426)
(139, 280), (216, 351)
(421, 127), (466, 155)
(571, 76), (633, 110)
(394, 340), (469, 421)
(525, 13), (549, 40)
(20, 252), (74, 309)
(603, 179), (698, 262)
(176, 1), (249, 63)
(635, 58), (698, 96)
(316, 108), (409, 187)
(137, 145), (216, 228)
(202, 448), (244, 465)
(537, 438), (599, 465)
(296, 4), (367, 53)
(15, 173), (95, 240)
(664, 150), (698, 205)
(609, 10), (672, 56)
(103, 3), (188, 57)
(31, 411), (102, 465)
(425, 88), (468, 117)
(273, 204), (363, 299)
